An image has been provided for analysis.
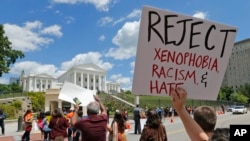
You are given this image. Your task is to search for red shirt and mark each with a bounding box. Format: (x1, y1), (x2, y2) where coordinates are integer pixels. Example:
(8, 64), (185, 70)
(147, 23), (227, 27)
(48, 117), (69, 138)
(74, 114), (108, 141)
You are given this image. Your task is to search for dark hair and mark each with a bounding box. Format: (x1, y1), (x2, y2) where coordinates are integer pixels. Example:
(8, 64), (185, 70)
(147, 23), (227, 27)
(145, 109), (161, 128)
(210, 128), (230, 141)
(38, 111), (45, 119)
(51, 108), (63, 118)
(77, 110), (83, 117)
(23, 109), (32, 119)
(112, 110), (126, 133)
(193, 106), (217, 132)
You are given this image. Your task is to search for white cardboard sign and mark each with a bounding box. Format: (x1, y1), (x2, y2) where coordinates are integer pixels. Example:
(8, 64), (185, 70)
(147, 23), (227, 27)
(132, 6), (237, 100)
(58, 81), (96, 106)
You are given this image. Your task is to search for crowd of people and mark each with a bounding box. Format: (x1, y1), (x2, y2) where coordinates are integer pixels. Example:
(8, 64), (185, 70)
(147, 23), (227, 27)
(0, 87), (231, 141)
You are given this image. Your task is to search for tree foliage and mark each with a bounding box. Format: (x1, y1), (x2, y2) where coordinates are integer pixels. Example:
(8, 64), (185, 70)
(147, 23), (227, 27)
(230, 92), (249, 104)
(0, 24), (24, 77)
(26, 92), (45, 112)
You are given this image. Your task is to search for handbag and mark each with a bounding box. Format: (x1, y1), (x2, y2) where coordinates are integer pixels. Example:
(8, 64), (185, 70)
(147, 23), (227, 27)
(50, 118), (59, 139)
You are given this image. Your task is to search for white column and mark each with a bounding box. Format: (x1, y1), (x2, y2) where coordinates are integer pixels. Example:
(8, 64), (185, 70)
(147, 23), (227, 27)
(34, 78), (37, 91)
(74, 71), (76, 84)
(58, 100), (62, 109)
(93, 74), (96, 90)
(45, 100), (50, 112)
(81, 73), (83, 87)
(46, 79), (48, 89)
(87, 74), (90, 89)
(98, 75), (101, 91)
(104, 76), (107, 92)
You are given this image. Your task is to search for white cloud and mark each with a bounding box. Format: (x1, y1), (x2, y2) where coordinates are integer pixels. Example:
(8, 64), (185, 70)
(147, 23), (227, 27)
(98, 16), (113, 26)
(52, 0), (113, 11)
(40, 25), (63, 37)
(10, 61), (63, 78)
(193, 11), (207, 19)
(61, 52), (113, 71)
(109, 74), (131, 90)
(3, 21), (62, 52)
(105, 20), (139, 60)
(99, 35), (106, 41)
(65, 16), (75, 24)
(113, 9), (141, 26)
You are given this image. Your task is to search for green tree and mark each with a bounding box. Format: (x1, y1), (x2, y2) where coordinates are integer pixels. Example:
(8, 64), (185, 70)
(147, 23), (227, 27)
(230, 92), (249, 104)
(237, 83), (250, 103)
(219, 86), (234, 101)
(0, 24), (24, 77)
(26, 92), (45, 112)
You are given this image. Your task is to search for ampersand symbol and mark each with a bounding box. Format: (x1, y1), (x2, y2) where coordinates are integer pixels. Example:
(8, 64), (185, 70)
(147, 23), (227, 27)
(201, 72), (208, 87)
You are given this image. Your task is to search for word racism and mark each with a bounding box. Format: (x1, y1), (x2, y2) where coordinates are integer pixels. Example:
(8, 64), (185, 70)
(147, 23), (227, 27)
(146, 10), (236, 95)
(150, 48), (215, 94)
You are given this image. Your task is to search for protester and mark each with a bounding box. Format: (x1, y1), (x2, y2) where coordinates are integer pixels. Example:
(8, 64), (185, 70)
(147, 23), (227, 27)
(106, 107), (110, 124)
(42, 111), (52, 141)
(170, 87), (209, 141)
(107, 109), (127, 141)
(73, 110), (83, 141)
(139, 109), (168, 141)
(193, 106), (217, 138)
(37, 111), (46, 139)
(71, 95), (107, 141)
(210, 128), (230, 141)
(133, 104), (141, 134)
(0, 109), (6, 135)
(49, 108), (69, 141)
(66, 108), (74, 141)
(22, 109), (33, 141)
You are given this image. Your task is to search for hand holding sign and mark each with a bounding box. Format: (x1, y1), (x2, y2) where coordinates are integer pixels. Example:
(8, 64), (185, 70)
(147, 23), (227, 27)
(132, 5), (237, 100)
(59, 81), (96, 106)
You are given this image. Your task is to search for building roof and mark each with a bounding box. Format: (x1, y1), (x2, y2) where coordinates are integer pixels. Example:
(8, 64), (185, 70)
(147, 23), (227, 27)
(72, 63), (107, 73)
(23, 73), (55, 79)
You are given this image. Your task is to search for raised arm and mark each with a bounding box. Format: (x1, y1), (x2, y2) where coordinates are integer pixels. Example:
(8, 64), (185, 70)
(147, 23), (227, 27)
(94, 95), (107, 115)
(170, 87), (208, 141)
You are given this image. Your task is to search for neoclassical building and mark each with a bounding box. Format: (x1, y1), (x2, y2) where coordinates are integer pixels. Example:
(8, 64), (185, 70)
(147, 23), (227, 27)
(19, 63), (120, 113)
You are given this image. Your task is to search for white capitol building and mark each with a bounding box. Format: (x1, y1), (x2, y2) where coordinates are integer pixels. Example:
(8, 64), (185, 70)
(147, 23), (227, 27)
(18, 63), (121, 113)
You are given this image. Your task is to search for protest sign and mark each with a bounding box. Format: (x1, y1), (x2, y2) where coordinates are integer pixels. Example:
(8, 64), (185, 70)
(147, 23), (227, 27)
(58, 81), (96, 106)
(132, 6), (237, 100)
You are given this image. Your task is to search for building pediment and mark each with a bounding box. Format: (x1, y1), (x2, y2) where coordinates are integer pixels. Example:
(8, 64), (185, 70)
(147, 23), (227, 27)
(73, 63), (107, 73)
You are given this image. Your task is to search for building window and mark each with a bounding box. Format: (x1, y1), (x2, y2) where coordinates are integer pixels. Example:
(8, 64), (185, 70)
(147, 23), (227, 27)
(42, 84), (45, 89)
(37, 84), (40, 88)
(79, 77), (81, 81)
(96, 79), (98, 83)
(91, 79), (93, 82)
(48, 85), (50, 89)
(85, 78), (87, 82)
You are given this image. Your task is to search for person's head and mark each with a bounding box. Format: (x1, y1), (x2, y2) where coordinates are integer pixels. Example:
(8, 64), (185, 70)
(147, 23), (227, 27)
(209, 128), (230, 141)
(77, 110), (83, 117)
(51, 108), (64, 118)
(23, 109), (32, 118)
(113, 110), (126, 133)
(146, 109), (161, 129)
(38, 111), (46, 119)
(87, 101), (100, 115)
(136, 104), (139, 107)
(193, 106), (217, 133)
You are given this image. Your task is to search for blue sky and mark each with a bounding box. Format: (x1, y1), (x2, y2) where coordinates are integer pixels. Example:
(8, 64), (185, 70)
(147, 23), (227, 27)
(0, 0), (249, 90)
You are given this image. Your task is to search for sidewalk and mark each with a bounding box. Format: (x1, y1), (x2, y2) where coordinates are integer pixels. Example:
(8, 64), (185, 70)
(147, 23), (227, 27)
(0, 118), (135, 141)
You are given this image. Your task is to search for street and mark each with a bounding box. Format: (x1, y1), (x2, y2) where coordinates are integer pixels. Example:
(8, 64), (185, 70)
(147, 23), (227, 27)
(1, 111), (250, 141)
